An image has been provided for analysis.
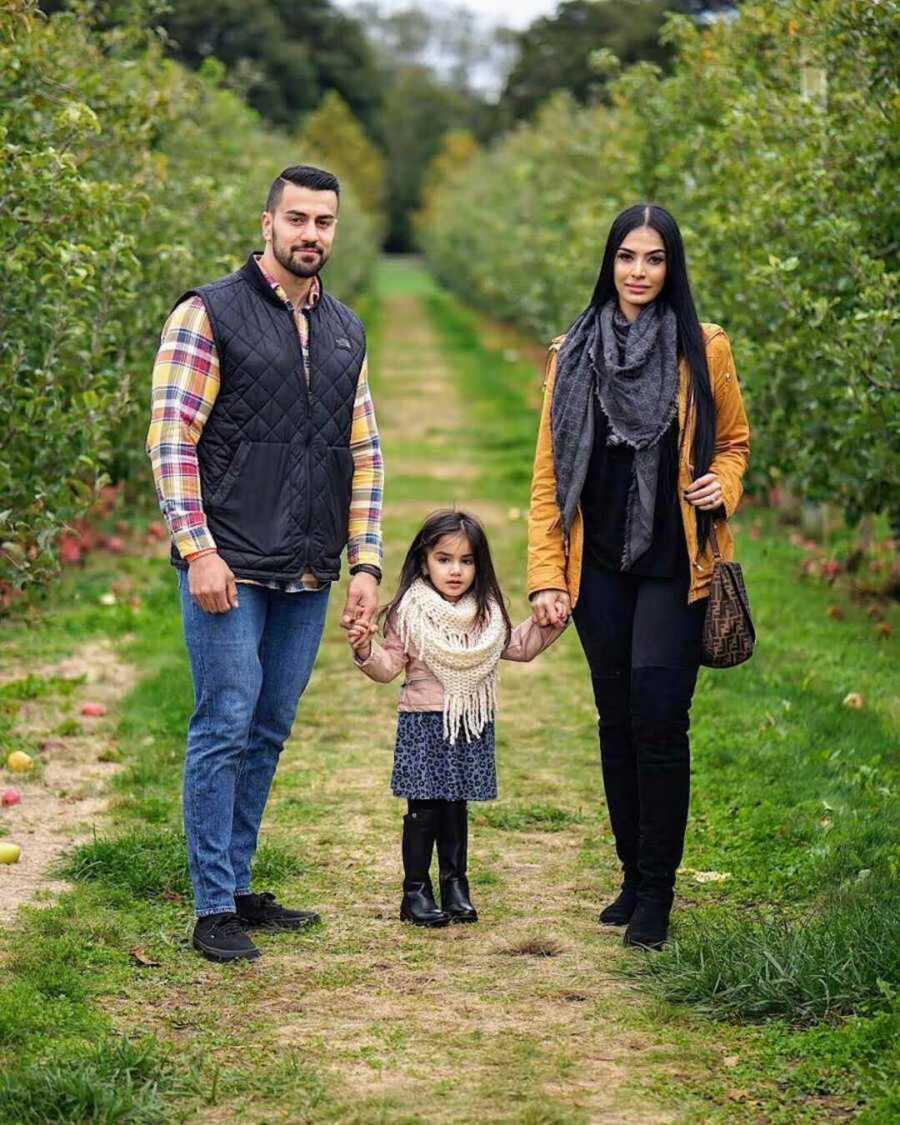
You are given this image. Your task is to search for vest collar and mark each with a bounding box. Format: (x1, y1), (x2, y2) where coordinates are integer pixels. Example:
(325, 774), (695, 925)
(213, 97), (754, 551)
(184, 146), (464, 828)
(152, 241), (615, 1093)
(239, 251), (328, 311)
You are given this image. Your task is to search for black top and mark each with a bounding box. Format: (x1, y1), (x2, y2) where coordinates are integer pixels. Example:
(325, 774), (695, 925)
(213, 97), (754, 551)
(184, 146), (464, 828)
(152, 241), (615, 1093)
(580, 402), (684, 577)
(579, 311), (684, 577)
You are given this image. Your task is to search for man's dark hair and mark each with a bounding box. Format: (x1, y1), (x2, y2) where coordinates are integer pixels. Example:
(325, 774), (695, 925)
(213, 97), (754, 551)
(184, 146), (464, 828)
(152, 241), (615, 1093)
(266, 165), (340, 213)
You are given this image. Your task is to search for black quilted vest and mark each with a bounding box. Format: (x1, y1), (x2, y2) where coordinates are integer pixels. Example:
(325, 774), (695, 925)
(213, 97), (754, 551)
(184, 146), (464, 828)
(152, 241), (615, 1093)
(169, 254), (366, 583)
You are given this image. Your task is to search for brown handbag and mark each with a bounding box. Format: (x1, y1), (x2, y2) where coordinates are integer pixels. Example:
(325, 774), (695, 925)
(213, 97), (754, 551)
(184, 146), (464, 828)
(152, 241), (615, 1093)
(701, 524), (756, 668)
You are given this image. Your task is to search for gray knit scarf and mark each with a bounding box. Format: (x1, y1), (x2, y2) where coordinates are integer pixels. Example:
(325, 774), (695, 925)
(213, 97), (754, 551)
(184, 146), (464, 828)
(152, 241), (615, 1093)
(551, 299), (679, 569)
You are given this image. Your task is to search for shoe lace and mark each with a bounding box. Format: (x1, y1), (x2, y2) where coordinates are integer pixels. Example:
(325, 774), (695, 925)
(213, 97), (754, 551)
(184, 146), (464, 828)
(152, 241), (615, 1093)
(255, 892), (283, 913)
(214, 913), (245, 937)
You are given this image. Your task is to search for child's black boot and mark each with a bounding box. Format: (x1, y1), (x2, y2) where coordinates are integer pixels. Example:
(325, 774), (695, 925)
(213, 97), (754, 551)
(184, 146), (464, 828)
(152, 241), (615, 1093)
(400, 807), (449, 927)
(437, 800), (478, 923)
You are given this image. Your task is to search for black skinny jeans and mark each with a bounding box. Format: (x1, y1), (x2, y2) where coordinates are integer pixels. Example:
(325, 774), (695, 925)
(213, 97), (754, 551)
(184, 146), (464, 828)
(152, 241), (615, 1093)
(573, 559), (706, 902)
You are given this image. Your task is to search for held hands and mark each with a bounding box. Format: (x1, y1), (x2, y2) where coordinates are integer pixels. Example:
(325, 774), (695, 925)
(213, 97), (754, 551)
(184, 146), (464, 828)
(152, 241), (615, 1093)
(341, 572), (379, 661)
(347, 619), (376, 661)
(684, 472), (724, 512)
(341, 572), (379, 631)
(188, 552), (239, 614)
(530, 588), (571, 628)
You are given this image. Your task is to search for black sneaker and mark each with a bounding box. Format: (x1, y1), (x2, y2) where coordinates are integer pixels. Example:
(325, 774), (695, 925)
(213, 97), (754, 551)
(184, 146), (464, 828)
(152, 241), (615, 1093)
(193, 912), (261, 963)
(235, 891), (320, 932)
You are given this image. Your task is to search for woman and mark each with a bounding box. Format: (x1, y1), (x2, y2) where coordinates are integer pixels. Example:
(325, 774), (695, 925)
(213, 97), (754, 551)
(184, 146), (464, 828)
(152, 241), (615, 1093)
(527, 204), (750, 949)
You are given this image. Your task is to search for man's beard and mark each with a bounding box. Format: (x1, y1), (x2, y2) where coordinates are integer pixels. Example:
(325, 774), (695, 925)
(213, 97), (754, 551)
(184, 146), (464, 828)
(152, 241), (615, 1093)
(272, 229), (330, 278)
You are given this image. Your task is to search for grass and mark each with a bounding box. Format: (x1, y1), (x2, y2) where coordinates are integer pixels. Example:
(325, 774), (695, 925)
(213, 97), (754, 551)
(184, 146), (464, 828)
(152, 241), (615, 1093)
(634, 883), (900, 1022)
(0, 1036), (184, 1125)
(61, 826), (305, 901)
(421, 265), (900, 1117)
(0, 256), (896, 1121)
(474, 802), (588, 832)
(0, 674), (86, 764)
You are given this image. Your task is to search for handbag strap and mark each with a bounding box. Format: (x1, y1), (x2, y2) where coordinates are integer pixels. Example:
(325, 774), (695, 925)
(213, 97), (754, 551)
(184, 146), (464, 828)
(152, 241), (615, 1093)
(709, 522), (723, 561)
(682, 374), (725, 566)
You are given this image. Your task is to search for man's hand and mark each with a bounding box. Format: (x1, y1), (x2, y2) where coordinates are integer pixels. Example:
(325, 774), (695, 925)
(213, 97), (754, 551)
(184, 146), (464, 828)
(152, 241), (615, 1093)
(530, 588), (571, 627)
(341, 572), (379, 631)
(188, 552), (239, 614)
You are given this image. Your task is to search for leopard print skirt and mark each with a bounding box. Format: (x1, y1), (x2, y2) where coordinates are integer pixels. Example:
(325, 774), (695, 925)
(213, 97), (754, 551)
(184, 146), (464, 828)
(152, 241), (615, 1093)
(391, 711), (497, 801)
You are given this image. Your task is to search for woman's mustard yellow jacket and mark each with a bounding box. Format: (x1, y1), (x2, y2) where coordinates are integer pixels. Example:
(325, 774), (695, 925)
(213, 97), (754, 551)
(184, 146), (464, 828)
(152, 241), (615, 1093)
(527, 324), (751, 607)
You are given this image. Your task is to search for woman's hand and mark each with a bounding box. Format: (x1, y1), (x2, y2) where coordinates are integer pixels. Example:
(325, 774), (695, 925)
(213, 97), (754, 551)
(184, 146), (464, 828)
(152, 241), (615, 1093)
(530, 589), (571, 627)
(684, 472), (724, 512)
(347, 620), (375, 660)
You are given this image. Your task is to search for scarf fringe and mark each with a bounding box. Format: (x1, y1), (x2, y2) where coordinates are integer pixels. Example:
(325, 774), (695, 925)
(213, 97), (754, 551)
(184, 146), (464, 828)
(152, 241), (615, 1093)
(395, 580), (506, 745)
(444, 676), (498, 745)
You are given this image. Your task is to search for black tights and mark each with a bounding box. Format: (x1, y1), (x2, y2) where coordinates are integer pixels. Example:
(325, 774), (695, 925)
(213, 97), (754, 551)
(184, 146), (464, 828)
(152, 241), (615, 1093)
(573, 559), (706, 900)
(407, 799), (448, 815)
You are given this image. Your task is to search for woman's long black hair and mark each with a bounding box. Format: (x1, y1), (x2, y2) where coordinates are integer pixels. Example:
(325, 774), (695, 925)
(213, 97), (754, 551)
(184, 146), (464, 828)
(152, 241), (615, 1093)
(382, 509), (512, 643)
(590, 203), (716, 550)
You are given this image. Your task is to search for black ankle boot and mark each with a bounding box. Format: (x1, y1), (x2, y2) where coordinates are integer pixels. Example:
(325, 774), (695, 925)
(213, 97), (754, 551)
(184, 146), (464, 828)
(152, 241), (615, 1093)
(400, 809), (449, 927)
(623, 896), (672, 950)
(437, 800), (478, 923)
(598, 883), (639, 926)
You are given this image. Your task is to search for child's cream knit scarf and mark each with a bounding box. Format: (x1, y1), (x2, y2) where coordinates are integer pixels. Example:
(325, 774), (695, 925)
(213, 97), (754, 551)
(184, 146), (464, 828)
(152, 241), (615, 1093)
(395, 578), (507, 745)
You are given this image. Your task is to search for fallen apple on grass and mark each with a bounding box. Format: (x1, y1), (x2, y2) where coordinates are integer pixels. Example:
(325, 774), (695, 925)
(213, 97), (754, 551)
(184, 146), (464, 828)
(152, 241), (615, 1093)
(1, 788), (22, 806)
(81, 702), (108, 718)
(0, 843), (21, 864)
(6, 751), (34, 773)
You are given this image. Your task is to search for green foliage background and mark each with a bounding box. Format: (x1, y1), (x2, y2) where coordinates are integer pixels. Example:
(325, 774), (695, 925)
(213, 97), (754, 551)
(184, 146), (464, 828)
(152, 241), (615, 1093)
(0, 1), (379, 589)
(419, 0), (899, 530)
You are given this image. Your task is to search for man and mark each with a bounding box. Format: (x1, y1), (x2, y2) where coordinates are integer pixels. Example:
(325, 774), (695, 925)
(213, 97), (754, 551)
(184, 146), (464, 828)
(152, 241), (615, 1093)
(147, 165), (383, 963)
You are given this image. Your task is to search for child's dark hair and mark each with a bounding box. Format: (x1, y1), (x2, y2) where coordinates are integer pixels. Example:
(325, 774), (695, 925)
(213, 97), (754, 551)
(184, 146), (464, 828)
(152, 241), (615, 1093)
(382, 509), (512, 642)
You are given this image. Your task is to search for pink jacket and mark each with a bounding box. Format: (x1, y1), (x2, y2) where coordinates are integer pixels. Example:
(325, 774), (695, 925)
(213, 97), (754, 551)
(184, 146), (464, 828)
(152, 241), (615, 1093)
(354, 615), (567, 712)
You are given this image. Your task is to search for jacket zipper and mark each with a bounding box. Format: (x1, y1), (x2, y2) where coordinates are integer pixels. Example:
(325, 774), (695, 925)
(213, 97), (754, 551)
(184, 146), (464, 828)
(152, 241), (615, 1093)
(288, 299), (313, 576)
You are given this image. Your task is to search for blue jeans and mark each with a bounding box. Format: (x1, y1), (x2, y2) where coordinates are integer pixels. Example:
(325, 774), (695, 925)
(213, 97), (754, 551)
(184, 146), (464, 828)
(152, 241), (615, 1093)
(177, 571), (330, 916)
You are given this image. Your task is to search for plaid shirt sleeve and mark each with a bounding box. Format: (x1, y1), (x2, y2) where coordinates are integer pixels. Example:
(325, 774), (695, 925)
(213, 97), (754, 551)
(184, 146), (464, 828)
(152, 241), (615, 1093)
(145, 297), (220, 559)
(347, 353), (384, 571)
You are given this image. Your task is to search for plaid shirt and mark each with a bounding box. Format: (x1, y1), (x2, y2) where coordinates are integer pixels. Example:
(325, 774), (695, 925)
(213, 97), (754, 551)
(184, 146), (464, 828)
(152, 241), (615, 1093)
(146, 258), (383, 591)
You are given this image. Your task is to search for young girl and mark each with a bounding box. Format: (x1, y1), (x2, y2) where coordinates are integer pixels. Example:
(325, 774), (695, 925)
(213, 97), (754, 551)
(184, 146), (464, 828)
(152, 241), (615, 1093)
(348, 510), (565, 927)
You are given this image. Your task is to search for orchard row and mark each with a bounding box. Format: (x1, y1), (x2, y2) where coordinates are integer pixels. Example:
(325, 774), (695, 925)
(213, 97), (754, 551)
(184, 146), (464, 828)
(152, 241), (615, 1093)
(418, 0), (898, 532)
(1, 2), (379, 591)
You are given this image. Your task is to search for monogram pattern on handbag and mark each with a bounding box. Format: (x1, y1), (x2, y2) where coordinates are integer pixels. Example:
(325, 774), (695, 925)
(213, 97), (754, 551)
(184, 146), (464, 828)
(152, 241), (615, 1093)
(701, 526), (756, 669)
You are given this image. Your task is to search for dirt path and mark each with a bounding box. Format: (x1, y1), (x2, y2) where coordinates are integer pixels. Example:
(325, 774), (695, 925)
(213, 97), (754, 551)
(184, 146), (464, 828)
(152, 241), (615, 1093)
(1, 261), (721, 1123)
(197, 262), (689, 1122)
(0, 640), (137, 919)
(3, 260), (889, 1122)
